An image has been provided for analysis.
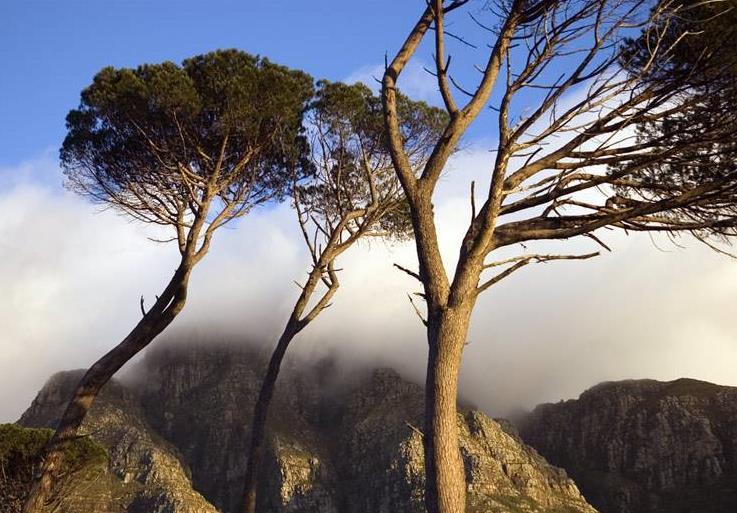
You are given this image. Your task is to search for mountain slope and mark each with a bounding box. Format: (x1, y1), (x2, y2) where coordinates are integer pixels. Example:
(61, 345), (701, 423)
(0, 423), (112, 513)
(19, 370), (219, 513)
(139, 344), (597, 513)
(13, 342), (598, 513)
(519, 378), (737, 513)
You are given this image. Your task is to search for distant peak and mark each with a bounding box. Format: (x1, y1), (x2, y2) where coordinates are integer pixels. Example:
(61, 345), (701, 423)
(579, 376), (731, 402)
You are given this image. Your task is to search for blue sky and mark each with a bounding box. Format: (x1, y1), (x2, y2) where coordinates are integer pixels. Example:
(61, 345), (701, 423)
(0, 0), (431, 167)
(0, 0), (578, 169)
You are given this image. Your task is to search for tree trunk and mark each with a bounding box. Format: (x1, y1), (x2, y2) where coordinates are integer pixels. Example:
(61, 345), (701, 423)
(241, 261), (331, 513)
(423, 305), (472, 513)
(242, 321), (298, 513)
(22, 265), (191, 513)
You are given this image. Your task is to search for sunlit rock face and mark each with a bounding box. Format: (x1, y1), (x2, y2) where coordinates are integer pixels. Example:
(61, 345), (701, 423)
(329, 368), (597, 513)
(519, 378), (737, 513)
(17, 342), (597, 513)
(137, 344), (337, 513)
(19, 370), (219, 513)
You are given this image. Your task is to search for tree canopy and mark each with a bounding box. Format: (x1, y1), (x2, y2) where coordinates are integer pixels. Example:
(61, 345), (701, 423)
(23, 50), (315, 513)
(298, 80), (447, 242)
(614, 0), (737, 246)
(61, 49), (314, 253)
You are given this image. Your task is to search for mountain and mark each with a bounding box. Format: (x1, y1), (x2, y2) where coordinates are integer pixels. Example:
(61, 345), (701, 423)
(0, 423), (111, 513)
(519, 378), (737, 513)
(17, 370), (219, 513)
(8, 342), (597, 513)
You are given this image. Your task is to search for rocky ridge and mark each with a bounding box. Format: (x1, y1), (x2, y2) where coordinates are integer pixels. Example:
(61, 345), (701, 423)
(19, 370), (219, 513)
(519, 378), (737, 513)
(12, 342), (597, 513)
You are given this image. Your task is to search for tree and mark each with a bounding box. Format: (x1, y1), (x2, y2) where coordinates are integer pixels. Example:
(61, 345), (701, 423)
(619, 0), (737, 245)
(241, 80), (446, 513)
(634, 0), (737, 83)
(380, 1), (737, 512)
(23, 49), (314, 513)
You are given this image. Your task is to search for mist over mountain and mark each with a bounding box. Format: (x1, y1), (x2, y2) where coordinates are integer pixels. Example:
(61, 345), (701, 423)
(4, 148), (737, 425)
(11, 339), (596, 513)
(5, 336), (737, 512)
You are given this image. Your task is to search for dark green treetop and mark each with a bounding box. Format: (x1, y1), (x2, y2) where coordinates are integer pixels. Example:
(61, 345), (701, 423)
(61, 49), (314, 252)
(613, 0), (737, 244)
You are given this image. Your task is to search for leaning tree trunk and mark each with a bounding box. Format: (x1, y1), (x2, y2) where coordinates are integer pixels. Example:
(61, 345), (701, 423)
(423, 304), (473, 513)
(22, 264), (192, 513)
(241, 262), (330, 513)
(241, 320), (299, 513)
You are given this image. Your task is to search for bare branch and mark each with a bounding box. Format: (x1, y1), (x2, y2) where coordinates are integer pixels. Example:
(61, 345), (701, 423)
(407, 293), (429, 327)
(478, 251), (600, 294)
(470, 180), (476, 220)
(394, 263), (423, 282)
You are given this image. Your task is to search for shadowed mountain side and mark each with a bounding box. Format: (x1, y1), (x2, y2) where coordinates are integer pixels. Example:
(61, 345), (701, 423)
(14, 341), (597, 513)
(519, 378), (737, 513)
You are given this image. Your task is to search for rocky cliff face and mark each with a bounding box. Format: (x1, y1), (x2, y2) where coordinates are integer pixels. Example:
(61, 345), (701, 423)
(14, 342), (598, 513)
(332, 368), (596, 513)
(137, 344), (336, 513)
(519, 378), (737, 513)
(19, 370), (219, 513)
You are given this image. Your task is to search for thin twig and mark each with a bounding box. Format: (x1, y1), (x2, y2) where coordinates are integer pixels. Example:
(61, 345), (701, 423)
(394, 263), (423, 282)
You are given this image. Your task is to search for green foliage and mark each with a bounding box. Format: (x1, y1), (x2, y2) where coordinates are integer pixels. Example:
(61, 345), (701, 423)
(0, 424), (50, 465)
(622, 0), (737, 86)
(612, 1), (737, 240)
(59, 48), (449, 245)
(0, 424), (108, 513)
(61, 49), (314, 227)
(0, 424), (107, 471)
(666, 0), (736, 82)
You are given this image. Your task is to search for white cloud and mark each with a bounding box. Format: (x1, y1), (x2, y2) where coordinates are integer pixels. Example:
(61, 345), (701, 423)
(1, 148), (736, 423)
(0, 155), (176, 420)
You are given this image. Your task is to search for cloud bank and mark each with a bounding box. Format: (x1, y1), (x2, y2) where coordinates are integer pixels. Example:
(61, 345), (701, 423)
(1, 149), (736, 423)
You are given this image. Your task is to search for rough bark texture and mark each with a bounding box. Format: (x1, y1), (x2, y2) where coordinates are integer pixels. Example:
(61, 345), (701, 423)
(13, 342), (599, 513)
(424, 306), (473, 513)
(379, 3), (525, 510)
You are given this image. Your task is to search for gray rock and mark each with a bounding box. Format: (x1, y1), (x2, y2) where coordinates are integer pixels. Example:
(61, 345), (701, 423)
(20, 370), (219, 513)
(519, 378), (737, 513)
(17, 343), (600, 513)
